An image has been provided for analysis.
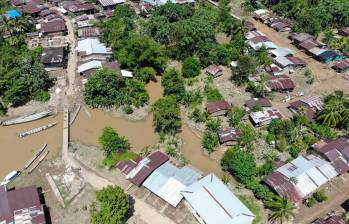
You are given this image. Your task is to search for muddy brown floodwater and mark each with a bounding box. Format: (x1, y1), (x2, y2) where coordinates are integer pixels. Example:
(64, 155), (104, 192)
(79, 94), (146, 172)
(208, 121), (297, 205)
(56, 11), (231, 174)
(0, 78), (222, 179)
(0, 113), (62, 177)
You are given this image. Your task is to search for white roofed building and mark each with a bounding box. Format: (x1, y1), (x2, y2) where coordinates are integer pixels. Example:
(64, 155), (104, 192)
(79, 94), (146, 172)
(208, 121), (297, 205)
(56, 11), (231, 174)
(181, 174), (255, 224)
(142, 161), (201, 207)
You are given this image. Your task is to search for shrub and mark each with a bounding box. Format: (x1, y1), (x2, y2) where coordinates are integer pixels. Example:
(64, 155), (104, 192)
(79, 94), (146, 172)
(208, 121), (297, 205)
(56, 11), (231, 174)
(313, 190), (328, 203)
(182, 57), (201, 78)
(202, 132), (219, 154)
(123, 105), (133, 114)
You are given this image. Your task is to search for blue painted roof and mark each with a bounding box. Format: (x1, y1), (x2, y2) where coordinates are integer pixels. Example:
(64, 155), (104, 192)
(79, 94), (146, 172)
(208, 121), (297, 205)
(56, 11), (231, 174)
(7, 10), (21, 19)
(318, 51), (340, 60)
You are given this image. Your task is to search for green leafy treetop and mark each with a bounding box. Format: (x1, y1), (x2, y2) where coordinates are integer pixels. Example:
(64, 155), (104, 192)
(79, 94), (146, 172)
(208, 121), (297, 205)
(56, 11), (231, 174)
(99, 127), (131, 158)
(90, 186), (130, 224)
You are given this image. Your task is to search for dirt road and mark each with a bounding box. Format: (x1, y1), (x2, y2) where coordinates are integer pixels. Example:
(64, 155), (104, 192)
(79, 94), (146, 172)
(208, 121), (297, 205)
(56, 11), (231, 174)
(248, 19), (349, 96)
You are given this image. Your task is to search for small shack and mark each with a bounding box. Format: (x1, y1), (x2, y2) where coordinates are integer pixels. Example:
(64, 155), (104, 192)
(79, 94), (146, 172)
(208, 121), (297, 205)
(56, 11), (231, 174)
(206, 100), (230, 117)
(205, 65), (223, 78)
(217, 128), (241, 146)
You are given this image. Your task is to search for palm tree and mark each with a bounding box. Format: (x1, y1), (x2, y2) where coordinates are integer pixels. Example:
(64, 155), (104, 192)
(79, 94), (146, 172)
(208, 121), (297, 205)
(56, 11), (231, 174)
(267, 197), (296, 224)
(316, 103), (343, 127)
(255, 73), (270, 97)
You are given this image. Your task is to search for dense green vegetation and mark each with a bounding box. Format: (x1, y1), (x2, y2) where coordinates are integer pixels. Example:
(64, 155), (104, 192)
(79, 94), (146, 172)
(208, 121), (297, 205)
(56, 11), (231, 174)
(0, 17), (51, 111)
(182, 57), (201, 78)
(261, 0), (349, 36)
(151, 96), (182, 135)
(99, 127), (135, 168)
(143, 2), (246, 66)
(99, 5), (167, 81)
(161, 69), (186, 101)
(84, 69), (149, 108)
(90, 186), (130, 224)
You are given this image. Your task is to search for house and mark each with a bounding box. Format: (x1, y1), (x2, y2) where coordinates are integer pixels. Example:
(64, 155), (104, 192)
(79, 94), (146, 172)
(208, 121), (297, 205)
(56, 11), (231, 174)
(63, 1), (96, 14)
(264, 155), (338, 203)
(10, 0), (25, 6)
(78, 60), (120, 76)
(0, 185), (47, 224)
(181, 173), (255, 224)
(218, 128), (241, 146)
(273, 56), (294, 69)
(332, 59), (349, 73)
(19, 4), (41, 17)
(298, 39), (321, 52)
(249, 108), (283, 126)
(338, 27), (349, 37)
(288, 96), (323, 121)
(98, 0), (124, 9)
(246, 30), (265, 40)
(271, 21), (291, 32)
(206, 100), (230, 116)
(290, 33), (314, 45)
(270, 48), (294, 57)
(77, 27), (100, 38)
(253, 9), (269, 19)
(313, 215), (346, 224)
(142, 161), (201, 207)
(245, 98), (272, 111)
(76, 38), (112, 61)
(116, 151), (169, 186)
(205, 65), (223, 78)
(313, 138), (349, 174)
(309, 47), (327, 58)
(41, 19), (66, 36)
(265, 64), (283, 76)
(40, 47), (66, 70)
(318, 51), (343, 63)
(269, 75), (295, 92)
(286, 56), (306, 67)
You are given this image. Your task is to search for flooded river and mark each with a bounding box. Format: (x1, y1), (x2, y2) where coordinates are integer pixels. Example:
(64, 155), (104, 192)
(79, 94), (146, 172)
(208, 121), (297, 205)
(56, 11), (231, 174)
(0, 78), (222, 178)
(0, 114), (62, 177)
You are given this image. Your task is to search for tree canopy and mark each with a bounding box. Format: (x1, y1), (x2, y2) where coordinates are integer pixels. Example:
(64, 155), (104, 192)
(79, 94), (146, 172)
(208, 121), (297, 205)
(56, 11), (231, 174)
(84, 69), (149, 108)
(161, 69), (186, 101)
(90, 186), (130, 224)
(99, 127), (131, 157)
(151, 95), (181, 135)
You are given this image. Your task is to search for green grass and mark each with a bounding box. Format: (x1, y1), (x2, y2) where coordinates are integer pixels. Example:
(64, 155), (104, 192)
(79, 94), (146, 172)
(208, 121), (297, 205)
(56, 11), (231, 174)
(236, 194), (263, 224)
(204, 84), (223, 102)
(103, 151), (138, 169)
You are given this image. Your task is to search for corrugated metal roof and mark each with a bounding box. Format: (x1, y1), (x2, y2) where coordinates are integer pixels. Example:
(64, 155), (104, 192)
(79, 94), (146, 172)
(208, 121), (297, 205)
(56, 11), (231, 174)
(76, 38), (111, 56)
(77, 60), (102, 73)
(143, 162), (201, 207)
(270, 48), (293, 57)
(181, 174), (255, 224)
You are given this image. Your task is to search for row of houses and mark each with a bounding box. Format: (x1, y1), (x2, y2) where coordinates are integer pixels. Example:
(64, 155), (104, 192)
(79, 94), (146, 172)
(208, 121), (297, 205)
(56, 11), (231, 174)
(264, 137), (349, 204)
(253, 9), (292, 33)
(116, 151), (256, 224)
(290, 33), (346, 68)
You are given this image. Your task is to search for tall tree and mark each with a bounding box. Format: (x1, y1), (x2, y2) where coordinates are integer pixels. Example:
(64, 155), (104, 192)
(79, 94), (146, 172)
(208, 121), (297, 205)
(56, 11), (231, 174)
(90, 186), (130, 224)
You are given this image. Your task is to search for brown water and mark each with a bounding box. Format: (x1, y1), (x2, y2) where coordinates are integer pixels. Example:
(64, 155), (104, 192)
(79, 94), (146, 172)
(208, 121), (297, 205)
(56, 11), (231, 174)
(0, 79), (222, 178)
(0, 114), (62, 177)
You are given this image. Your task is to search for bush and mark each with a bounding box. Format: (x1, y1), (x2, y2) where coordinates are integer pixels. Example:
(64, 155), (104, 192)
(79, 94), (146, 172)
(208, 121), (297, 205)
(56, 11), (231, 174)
(151, 96), (181, 135)
(228, 107), (245, 127)
(165, 146), (177, 157)
(102, 151), (137, 169)
(222, 174), (230, 184)
(202, 132), (219, 154)
(99, 127), (131, 157)
(123, 105), (133, 114)
(306, 197), (317, 207)
(313, 190), (328, 203)
(33, 90), (50, 102)
(136, 67), (156, 83)
(204, 82), (223, 102)
(182, 57), (201, 78)
(221, 146), (257, 183)
(189, 108), (209, 123)
(206, 118), (221, 132)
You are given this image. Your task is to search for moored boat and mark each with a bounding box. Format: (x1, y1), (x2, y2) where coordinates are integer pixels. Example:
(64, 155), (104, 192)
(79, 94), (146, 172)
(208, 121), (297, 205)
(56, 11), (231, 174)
(2, 110), (52, 126)
(0, 170), (21, 186)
